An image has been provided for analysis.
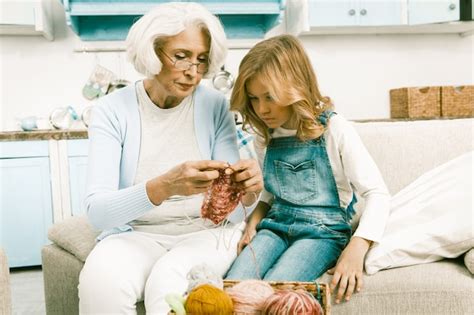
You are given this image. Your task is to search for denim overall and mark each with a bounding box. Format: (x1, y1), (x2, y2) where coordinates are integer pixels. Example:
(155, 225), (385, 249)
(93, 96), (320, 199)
(227, 112), (355, 281)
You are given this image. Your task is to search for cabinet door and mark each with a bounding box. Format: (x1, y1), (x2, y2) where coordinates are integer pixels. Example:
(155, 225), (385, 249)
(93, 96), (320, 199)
(69, 156), (88, 216)
(0, 157), (53, 267)
(308, 0), (358, 26)
(409, 0), (460, 24)
(67, 140), (89, 216)
(358, 1), (404, 26)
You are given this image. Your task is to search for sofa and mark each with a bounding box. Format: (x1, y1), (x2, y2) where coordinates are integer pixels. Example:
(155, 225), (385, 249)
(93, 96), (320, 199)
(0, 247), (12, 315)
(42, 118), (474, 315)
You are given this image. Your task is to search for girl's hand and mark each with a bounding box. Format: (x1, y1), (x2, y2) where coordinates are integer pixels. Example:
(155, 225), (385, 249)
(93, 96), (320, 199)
(328, 237), (371, 304)
(237, 225), (257, 254)
(227, 159), (263, 205)
(146, 160), (228, 205)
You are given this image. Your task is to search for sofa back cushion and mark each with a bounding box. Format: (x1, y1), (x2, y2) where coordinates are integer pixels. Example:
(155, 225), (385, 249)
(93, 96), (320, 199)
(353, 118), (473, 195)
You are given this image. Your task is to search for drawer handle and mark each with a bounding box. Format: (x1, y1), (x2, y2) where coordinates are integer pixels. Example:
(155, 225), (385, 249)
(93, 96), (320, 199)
(348, 9), (356, 16)
(360, 9), (367, 16)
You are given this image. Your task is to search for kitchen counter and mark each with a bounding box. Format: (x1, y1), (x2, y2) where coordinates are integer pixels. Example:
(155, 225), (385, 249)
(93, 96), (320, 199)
(1, 117), (470, 142)
(0, 129), (88, 141)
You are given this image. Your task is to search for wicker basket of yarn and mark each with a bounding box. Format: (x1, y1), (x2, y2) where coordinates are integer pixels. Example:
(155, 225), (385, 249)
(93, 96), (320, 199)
(224, 280), (331, 315)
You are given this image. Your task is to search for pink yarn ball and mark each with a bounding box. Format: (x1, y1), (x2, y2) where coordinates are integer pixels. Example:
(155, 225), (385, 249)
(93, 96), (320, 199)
(262, 289), (323, 315)
(226, 280), (275, 314)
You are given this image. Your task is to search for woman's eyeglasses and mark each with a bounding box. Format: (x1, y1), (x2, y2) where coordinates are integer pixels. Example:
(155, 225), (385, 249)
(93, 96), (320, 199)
(159, 49), (209, 74)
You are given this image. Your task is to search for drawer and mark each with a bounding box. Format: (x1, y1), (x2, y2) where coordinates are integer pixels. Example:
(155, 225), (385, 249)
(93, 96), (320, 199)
(0, 141), (49, 158)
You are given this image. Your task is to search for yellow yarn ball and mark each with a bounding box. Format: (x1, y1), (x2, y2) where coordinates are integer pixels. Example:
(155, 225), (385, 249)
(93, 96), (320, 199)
(185, 284), (233, 315)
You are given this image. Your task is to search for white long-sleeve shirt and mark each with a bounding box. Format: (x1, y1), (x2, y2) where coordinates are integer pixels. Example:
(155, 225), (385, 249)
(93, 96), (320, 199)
(255, 114), (391, 243)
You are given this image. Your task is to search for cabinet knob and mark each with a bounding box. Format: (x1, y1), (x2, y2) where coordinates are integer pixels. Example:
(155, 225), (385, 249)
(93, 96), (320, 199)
(360, 9), (367, 16)
(348, 9), (356, 16)
(449, 3), (456, 10)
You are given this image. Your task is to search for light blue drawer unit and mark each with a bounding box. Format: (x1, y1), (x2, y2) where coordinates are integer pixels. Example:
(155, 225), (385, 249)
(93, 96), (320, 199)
(67, 139), (89, 216)
(61, 0), (285, 40)
(0, 141), (53, 267)
(306, 0), (404, 27)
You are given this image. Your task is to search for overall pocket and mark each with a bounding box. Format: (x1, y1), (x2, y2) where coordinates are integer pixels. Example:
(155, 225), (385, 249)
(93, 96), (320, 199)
(274, 159), (317, 204)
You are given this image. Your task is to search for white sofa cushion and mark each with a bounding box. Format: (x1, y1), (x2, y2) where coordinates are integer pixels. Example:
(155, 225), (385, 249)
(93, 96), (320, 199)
(364, 151), (473, 275)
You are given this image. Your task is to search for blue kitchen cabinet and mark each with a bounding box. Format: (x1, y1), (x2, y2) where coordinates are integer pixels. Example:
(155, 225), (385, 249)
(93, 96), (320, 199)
(306, 0), (403, 27)
(0, 141), (53, 267)
(61, 0), (285, 40)
(0, 0), (54, 40)
(67, 139), (89, 216)
(409, 0), (460, 24)
(307, 0), (358, 27)
(358, 1), (404, 26)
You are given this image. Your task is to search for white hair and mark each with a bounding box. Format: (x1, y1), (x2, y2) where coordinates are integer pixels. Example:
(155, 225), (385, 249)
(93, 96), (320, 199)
(126, 2), (227, 79)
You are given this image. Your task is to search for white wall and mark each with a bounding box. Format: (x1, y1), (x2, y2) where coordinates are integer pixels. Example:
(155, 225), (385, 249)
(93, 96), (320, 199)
(0, 1), (472, 131)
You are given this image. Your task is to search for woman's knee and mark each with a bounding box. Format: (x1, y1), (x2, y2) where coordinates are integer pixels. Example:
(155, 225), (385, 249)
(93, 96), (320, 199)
(78, 234), (163, 311)
(79, 254), (144, 309)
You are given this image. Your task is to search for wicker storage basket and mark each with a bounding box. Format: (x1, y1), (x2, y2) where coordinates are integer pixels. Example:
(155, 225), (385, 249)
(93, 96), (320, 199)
(441, 85), (474, 117)
(223, 280), (331, 314)
(390, 86), (441, 118)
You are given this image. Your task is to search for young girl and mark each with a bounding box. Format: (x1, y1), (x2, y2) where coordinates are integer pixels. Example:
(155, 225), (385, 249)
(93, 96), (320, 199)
(226, 34), (390, 304)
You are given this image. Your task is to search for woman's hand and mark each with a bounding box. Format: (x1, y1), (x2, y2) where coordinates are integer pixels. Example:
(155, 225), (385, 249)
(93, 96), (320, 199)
(227, 159), (263, 206)
(146, 160), (228, 205)
(237, 225), (257, 254)
(328, 237), (371, 304)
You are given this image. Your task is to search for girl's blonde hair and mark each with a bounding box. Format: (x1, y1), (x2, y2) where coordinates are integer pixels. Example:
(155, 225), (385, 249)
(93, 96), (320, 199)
(230, 34), (332, 144)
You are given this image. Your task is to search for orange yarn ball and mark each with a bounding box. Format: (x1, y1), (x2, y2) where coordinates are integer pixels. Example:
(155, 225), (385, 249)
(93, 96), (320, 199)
(185, 284), (233, 315)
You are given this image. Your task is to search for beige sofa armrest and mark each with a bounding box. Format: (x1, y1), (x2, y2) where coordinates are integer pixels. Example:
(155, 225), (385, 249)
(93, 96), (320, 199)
(48, 216), (100, 263)
(0, 248), (12, 315)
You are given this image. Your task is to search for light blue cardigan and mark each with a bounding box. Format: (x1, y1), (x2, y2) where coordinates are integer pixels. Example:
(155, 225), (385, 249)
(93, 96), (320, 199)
(85, 82), (244, 239)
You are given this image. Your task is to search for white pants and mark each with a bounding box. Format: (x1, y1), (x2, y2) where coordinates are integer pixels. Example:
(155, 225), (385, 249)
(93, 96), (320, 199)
(78, 226), (242, 315)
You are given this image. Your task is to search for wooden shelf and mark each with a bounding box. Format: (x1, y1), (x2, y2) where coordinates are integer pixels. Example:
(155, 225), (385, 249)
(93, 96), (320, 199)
(299, 21), (474, 37)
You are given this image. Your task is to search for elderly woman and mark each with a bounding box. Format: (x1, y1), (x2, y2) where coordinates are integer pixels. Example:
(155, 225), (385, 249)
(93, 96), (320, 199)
(78, 2), (262, 314)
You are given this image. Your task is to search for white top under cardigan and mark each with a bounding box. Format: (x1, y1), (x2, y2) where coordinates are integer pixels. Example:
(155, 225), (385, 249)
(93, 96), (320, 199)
(132, 81), (216, 234)
(85, 82), (244, 239)
(255, 114), (391, 243)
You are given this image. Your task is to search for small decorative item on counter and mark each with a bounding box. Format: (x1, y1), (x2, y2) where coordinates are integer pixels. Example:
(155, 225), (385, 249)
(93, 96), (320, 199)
(441, 85), (474, 118)
(19, 117), (52, 131)
(82, 65), (116, 100)
(20, 116), (38, 131)
(49, 106), (79, 129)
(390, 86), (441, 118)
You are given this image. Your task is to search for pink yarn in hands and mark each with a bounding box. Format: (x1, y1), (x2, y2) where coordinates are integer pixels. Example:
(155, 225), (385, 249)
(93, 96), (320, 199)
(201, 168), (243, 224)
(262, 289), (323, 315)
(226, 280), (275, 314)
